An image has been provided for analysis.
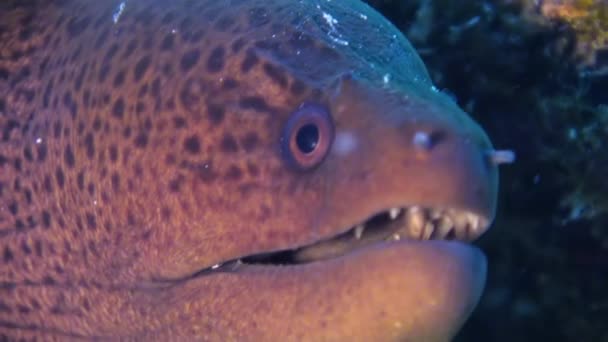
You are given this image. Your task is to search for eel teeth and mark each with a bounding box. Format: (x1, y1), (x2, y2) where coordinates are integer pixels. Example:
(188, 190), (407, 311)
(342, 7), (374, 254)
(404, 206), (425, 239)
(434, 216), (454, 239)
(354, 224), (365, 239)
(389, 207), (401, 220)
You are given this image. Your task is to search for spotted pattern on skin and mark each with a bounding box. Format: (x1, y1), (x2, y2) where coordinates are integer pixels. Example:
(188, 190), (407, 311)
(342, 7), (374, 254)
(0, 0), (343, 338)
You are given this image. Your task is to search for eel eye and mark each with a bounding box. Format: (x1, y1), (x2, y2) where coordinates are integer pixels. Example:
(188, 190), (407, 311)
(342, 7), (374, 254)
(282, 103), (334, 170)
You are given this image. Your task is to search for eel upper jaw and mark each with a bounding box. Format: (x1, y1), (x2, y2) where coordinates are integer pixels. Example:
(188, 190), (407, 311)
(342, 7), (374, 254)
(197, 204), (491, 274)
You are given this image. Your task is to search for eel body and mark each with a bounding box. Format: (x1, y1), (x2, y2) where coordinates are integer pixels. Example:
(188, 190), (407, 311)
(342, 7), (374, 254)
(0, 0), (500, 340)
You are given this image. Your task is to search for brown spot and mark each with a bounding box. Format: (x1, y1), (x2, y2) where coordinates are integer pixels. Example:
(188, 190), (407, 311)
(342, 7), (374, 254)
(98, 63), (111, 83)
(231, 37), (246, 53)
(224, 165), (243, 181)
(134, 55), (151, 82)
(263, 63), (288, 88)
(168, 177), (182, 193)
(220, 134), (239, 153)
(184, 29), (205, 44)
(53, 121), (62, 138)
(184, 135), (201, 154)
(75, 63), (88, 91)
(113, 69), (126, 87)
(8, 202), (18, 216)
(127, 210), (136, 226)
(215, 15), (235, 32)
(3, 120), (19, 141)
(180, 49), (200, 72)
(21, 240), (32, 254)
(42, 276), (56, 285)
(161, 207), (172, 221)
(3, 247), (13, 263)
(37, 142), (48, 162)
(55, 167), (65, 188)
(84, 133), (95, 159)
(165, 153), (177, 165)
(23, 146), (33, 162)
(290, 79), (307, 96)
(0, 301), (12, 314)
(85, 212), (97, 230)
(161, 11), (176, 24)
(17, 305), (31, 314)
(91, 116), (102, 131)
(288, 31), (315, 49)
(123, 39), (138, 58)
(42, 211), (51, 228)
(104, 43), (120, 62)
(134, 133), (148, 148)
(15, 219), (25, 231)
(109, 145), (118, 162)
(112, 98), (125, 119)
(177, 15), (192, 32)
(83, 90), (91, 108)
(64, 145), (75, 168)
(134, 101), (146, 115)
(239, 96), (270, 113)
(43, 175), (53, 193)
(173, 116), (187, 128)
(111, 172), (120, 192)
(241, 49), (259, 73)
(207, 46), (225, 73)
(161, 34), (174, 51)
(13, 158), (22, 172)
(66, 16), (91, 38)
(139, 83), (149, 97)
(166, 98), (176, 110)
(241, 132), (260, 152)
(95, 28), (110, 49)
(221, 78), (239, 90)
(77, 171), (85, 190)
(34, 239), (43, 257)
(43, 79), (54, 108)
(248, 7), (270, 27)
(18, 28), (33, 41)
(207, 102), (225, 125)
(247, 162), (260, 177)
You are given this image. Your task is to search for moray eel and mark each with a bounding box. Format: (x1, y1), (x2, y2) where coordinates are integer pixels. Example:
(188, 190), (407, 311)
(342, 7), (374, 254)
(0, 0), (509, 340)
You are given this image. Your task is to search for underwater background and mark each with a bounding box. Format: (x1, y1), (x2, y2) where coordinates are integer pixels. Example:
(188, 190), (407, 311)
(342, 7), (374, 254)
(365, 0), (607, 341)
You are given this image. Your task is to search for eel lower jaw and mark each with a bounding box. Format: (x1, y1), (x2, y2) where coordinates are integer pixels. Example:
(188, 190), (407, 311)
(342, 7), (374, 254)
(199, 205), (490, 274)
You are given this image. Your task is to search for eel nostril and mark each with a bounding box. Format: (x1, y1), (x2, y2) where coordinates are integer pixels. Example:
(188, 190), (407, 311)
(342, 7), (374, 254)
(412, 130), (447, 151)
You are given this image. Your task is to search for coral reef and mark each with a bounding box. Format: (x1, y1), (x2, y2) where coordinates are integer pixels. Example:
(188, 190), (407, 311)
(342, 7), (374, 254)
(365, 0), (607, 341)
(538, 0), (608, 73)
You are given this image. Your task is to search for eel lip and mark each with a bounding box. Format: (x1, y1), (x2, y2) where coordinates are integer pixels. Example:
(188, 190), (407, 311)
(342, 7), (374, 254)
(199, 205), (490, 274)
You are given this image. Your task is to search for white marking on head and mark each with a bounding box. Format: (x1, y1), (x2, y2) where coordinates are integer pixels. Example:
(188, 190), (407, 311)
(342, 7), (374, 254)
(113, 2), (127, 24)
(383, 73), (391, 85)
(412, 131), (432, 150)
(333, 132), (358, 156)
(320, 9), (349, 46)
(487, 150), (516, 165)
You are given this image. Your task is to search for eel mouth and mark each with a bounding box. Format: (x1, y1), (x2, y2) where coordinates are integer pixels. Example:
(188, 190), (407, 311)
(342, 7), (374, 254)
(204, 206), (490, 273)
